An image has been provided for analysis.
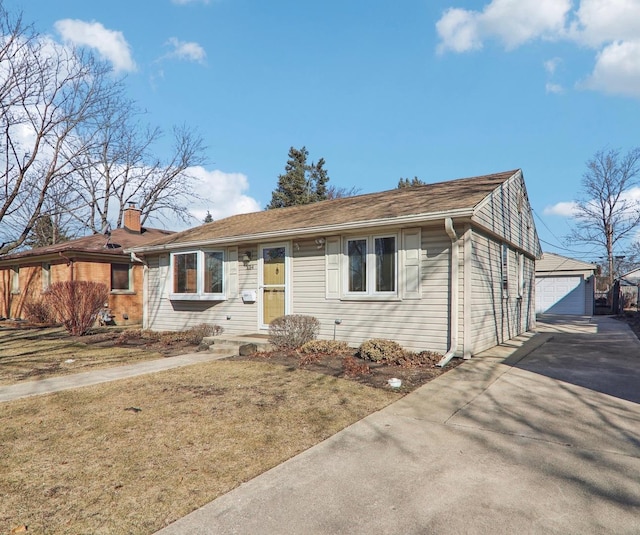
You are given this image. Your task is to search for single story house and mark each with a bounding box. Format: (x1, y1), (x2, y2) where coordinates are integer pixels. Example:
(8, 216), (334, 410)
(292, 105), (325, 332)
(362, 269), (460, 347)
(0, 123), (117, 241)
(535, 252), (596, 316)
(130, 170), (540, 359)
(0, 205), (173, 324)
(129, 169), (541, 362)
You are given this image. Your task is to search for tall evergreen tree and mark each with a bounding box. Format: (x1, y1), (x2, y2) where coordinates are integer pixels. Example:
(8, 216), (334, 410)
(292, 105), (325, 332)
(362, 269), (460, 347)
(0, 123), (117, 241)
(25, 215), (68, 248)
(267, 146), (330, 209)
(397, 177), (426, 188)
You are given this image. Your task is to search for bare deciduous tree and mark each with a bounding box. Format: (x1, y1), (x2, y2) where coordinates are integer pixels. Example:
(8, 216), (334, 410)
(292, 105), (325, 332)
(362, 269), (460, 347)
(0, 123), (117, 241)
(0, 5), (207, 252)
(0, 5), (116, 254)
(570, 147), (640, 285)
(69, 92), (206, 233)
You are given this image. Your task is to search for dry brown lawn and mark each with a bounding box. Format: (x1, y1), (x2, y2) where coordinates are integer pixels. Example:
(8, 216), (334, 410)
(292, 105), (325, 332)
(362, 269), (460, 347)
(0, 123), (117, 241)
(1, 359), (399, 534)
(0, 326), (164, 386)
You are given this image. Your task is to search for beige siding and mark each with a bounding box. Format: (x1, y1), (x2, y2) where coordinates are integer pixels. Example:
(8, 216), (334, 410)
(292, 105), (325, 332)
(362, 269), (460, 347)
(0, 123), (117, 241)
(472, 171), (540, 257)
(470, 230), (536, 354)
(142, 220), (535, 356)
(146, 247), (260, 334)
(290, 230), (451, 353)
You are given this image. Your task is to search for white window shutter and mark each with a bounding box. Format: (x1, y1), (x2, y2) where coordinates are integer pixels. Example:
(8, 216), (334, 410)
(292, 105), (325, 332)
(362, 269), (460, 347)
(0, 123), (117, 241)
(159, 254), (170, 298)
(227, 247), (238, 298)
(402, 228), (421, 299)
(325, 236), (341, 299)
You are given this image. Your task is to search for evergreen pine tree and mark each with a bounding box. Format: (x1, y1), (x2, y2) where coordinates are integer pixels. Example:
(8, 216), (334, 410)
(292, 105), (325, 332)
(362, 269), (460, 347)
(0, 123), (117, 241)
(397, 177), (426, 188)
(25, 215), (68, 248)
(267, 146), (331, 209)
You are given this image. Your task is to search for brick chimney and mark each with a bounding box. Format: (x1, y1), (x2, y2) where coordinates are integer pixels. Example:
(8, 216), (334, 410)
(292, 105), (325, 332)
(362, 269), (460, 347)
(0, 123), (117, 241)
(123, 203), (142, 233)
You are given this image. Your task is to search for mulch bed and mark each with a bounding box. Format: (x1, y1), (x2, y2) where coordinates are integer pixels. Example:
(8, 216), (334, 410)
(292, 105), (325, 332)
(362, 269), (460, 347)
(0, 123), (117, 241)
(226, 350), (461, 392)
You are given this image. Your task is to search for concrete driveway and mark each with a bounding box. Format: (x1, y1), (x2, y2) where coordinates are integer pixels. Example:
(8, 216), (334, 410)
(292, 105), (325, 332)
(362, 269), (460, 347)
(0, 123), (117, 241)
(157, 316), (640, 534)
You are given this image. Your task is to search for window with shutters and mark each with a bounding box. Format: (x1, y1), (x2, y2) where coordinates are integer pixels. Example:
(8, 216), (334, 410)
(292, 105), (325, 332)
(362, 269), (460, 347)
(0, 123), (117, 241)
(344, 234), (397, 297)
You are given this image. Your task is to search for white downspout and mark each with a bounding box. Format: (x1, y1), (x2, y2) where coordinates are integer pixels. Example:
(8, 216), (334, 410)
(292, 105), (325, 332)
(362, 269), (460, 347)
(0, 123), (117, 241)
(131, 252), (148, 329)
(438, 218), (459, 367)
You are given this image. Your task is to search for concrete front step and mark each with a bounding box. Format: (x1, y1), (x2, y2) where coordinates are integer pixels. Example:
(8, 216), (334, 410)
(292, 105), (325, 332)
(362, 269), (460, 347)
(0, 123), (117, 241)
(202, 335), (272, 356)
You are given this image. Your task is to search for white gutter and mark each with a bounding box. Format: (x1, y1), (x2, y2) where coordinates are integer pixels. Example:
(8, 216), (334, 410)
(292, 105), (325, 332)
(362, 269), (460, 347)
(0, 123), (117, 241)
(438, 218), (459, 367)
(130, 251), (146, 265)
(130, 251), (149, 329)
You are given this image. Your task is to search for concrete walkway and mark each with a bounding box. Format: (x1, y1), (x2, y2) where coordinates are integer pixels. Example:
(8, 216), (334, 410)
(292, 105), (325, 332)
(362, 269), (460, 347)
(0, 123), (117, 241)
(156, 316), (640, 534)
(0, 352), (226, 403)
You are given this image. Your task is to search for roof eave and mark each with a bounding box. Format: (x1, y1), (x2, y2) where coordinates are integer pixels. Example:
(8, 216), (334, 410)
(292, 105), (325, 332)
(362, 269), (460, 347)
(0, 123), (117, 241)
(127, 208), (476, 254)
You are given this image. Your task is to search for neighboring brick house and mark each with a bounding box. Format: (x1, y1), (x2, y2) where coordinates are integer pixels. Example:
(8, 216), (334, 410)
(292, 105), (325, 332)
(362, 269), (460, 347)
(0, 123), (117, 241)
(0, 205), (173, 324)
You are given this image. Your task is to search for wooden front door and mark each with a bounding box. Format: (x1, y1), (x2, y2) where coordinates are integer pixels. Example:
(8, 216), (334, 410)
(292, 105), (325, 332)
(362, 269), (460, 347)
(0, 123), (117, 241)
(260, 244), (287, 327)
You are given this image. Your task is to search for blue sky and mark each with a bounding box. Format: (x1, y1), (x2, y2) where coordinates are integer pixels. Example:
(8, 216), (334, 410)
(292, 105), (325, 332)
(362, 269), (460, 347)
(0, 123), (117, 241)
(9, 0), (640, 262)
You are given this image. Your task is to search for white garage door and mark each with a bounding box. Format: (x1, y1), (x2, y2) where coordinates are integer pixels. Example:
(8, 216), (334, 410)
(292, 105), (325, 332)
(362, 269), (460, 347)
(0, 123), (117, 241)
(535, 276), (586, 315)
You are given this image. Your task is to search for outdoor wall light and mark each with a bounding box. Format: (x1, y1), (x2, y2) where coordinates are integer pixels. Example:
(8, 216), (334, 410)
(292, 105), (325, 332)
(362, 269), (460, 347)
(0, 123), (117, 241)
(242, 251), (252, 268)
(315, 237), (326, 249)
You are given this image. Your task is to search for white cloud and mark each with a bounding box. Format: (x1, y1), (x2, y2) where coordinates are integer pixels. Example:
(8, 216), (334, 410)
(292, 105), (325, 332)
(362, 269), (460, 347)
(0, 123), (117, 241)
(163, 37), (207, 64)
(570, 0), (640, 47)
(545, 82), (564, 94)
(436, 0), (640, 98)
(184, 167), (261, 225)
(544, 57), (562, 75)
(436, 0), (571, 54)
(544, 187), (640, 218)
(543, 201), (580, 217)
(436, 8), (482, 54)
(582, 39), (640, 97)
(54, 19), (135, 73)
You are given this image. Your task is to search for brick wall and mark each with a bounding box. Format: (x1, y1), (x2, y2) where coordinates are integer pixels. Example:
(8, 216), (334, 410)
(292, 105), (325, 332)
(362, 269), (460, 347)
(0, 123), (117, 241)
(0, 259), (144, 324)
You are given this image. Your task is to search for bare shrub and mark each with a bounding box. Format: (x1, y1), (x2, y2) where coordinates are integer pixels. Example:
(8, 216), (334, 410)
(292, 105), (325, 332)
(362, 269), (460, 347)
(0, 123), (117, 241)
(300, 339), (350, 355)
(299, 352), (323, 366)
(269, 315), (320, 350)
(44, 281), (108, 336)
(342, 356), (371, 377)
(164, 324), (223, 345)
(357, 338), (407, 363)
(392, 350), (442, 368)
(22, 298), (54, 324)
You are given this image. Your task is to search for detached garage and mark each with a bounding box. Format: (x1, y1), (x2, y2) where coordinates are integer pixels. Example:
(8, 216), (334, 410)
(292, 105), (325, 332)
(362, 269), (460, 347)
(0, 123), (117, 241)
(535, 253), (596, 316)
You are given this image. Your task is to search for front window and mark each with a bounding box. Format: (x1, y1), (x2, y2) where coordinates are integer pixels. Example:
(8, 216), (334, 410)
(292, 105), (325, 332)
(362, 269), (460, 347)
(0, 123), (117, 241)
(375, 236), (396, 292)
(170, 250), (225, 299)
(348, 239), (367, 292)
(111, 263), (131, 291)
(204, 251), (223, 294)
(346, 235), (397, 296)
(173, 252), (197, 293)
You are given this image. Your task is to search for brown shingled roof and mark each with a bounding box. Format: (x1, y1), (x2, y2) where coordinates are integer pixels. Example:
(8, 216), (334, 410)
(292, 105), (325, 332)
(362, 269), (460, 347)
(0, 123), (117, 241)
(0, 227), (174, 263)
(136, 170), (519, 250)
